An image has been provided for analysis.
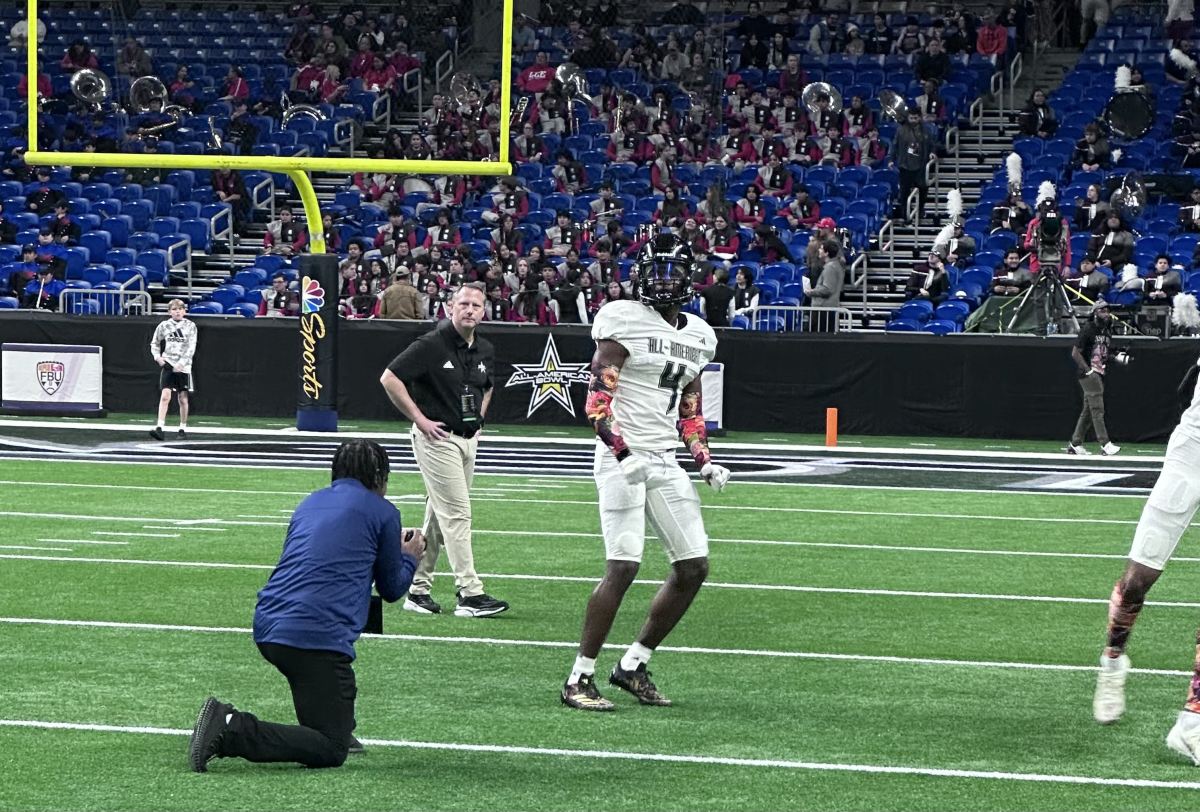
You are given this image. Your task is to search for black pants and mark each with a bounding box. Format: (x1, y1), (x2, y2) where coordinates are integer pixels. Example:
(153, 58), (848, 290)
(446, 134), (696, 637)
(898, 167), (928, 218)
(219, 643), (356, 768)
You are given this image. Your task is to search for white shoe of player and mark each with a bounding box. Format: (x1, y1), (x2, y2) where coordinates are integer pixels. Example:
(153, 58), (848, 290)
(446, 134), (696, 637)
(1167, 712), (1200, 765)
(1101, 442), (1122, 456)
(1067, 444), (1091, 456)
(1093, 653), (1130, 724)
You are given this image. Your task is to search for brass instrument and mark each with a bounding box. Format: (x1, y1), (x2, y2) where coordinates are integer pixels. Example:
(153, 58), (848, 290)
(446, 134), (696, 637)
(70, 68), (114, 113)
(556, 62), (597, 136)
(449, 71), (483, 126)
(510, 94), (531, 127)
(877, 89), (907, 123)
(126, 75), (184, 137)
(207, 116), (223, 151)
(801, 81), (843, 118)
(280, 90), (327, 128)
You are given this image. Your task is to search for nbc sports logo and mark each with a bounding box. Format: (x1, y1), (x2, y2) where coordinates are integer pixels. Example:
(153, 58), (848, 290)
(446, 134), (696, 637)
(300, 277), (325, 314)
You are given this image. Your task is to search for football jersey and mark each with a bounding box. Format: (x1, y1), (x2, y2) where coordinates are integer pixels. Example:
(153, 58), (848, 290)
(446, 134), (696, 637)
(1180, 356), (1200, 438)
(591, 299), (717, 452)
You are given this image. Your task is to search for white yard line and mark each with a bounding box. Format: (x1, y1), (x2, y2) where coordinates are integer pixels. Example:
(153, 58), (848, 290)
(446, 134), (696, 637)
(474, 530), (1188, 562)
(91, 531), (180, 539)
(0, 545), (75, 552)
(36, 538), (128, 546)
(141, 526), (227, 533)
(0, 553), (1190, 608)
(0, 718), (1196, 791)
(0, 616), (1190, 678)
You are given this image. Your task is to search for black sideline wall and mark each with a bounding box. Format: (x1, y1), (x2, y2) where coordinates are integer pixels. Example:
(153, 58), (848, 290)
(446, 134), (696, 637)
(0, 313), (1195, 442)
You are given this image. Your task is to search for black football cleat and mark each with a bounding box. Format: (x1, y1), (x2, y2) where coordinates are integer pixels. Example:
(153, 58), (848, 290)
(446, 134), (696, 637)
(454, 592), (509, 618)
(402, 593), (442, 614)
(609, 664), (672, 706)
(149, 427), (164, 441)
(347, 735), (364, 755)
(188, 697), (231, 772)
(177, 428), (187, 439)
(561, 674), (615, 711)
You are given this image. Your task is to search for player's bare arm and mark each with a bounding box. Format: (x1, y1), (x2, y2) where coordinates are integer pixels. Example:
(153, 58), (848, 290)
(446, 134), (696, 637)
(586, 339), (631, 460)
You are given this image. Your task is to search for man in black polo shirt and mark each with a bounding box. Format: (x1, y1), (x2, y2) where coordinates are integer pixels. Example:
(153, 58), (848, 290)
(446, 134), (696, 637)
(379, 283), (510, 618)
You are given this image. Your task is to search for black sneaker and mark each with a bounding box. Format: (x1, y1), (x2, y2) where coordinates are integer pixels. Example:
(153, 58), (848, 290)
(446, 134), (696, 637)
(149, 427), (164, 441)
(609, 664), (672, 706)
(347, 735), (364, 755)
(177, 428), (187, 439)
(454, 592), (509, 617)
(188, 696), (231, 772)
(402, 593), (442, 614)
(561, 674), (615, 711)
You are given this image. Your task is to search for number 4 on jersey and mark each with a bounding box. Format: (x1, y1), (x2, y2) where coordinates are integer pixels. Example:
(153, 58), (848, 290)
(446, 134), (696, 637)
(658, 362), (686, 413)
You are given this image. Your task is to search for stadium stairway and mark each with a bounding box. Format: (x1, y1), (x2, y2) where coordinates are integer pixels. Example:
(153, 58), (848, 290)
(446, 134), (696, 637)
(854, 47), (1080, 329)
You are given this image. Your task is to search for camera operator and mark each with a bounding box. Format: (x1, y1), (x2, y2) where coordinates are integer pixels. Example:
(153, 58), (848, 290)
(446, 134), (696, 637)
(1023, 195), (1071, 277)
(1068, 300), (1128, 456)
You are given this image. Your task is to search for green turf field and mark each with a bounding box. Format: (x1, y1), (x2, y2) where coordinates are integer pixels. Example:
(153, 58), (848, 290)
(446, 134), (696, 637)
(2, 447), (1200, 811)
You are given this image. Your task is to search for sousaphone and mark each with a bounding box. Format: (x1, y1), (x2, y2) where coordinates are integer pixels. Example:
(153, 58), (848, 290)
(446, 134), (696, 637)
(800, 81), (843, 118)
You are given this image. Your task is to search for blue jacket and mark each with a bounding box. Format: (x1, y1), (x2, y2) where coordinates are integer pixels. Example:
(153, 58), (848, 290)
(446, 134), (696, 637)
(253, 478), (417, 658)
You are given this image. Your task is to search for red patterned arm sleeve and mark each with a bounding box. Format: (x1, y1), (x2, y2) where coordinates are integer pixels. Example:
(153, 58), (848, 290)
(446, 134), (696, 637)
(677, 376), (711, 468)
(585, 339), (631, 460)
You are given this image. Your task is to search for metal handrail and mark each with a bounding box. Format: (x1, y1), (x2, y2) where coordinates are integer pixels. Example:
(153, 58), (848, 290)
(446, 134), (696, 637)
(1007, 51), (1024, 117)
(849, 251), (868, 312)
(434, 50), (454, 93)
(742, 304), (855, 333)
(969, 96), (983, 153)
(402, 67), (423, 126)
(944, 125), (960, 184)
(877, 219), (895, 278)
(990, 69), (1004, 120)
(60, 284), (152, 316)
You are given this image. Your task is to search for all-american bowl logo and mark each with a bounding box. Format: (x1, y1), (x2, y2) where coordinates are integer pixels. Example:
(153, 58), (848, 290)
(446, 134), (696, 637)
(300, 277), (325, 314)
(36, 360), (65, 395)
(505, 334), (590, 417)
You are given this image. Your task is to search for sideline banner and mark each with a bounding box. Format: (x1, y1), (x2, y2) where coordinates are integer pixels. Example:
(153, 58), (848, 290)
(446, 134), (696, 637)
(0, 343), (105, 416)
(296, 255), (339, 431)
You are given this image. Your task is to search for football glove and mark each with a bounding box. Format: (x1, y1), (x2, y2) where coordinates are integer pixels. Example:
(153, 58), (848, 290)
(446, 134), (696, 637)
(701, 462), (730, 492)
(619, 454), (652, 485)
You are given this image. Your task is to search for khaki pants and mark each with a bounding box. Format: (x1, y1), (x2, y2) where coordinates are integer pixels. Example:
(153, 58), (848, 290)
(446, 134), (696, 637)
(1072, 373), (1110, 446)
(410, 428), (484, 598)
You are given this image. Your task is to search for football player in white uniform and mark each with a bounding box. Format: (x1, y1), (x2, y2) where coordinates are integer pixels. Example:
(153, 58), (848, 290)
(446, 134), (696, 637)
(1092, 353), (1200, 763)
(561, 232), (731, 711)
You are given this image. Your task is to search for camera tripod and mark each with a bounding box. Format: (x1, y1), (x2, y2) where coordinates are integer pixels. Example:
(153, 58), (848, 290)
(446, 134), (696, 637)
(1004, 264), (1080, 336)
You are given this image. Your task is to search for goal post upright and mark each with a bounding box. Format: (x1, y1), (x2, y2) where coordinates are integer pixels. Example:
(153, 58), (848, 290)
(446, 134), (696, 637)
(23, 0), (518, 254)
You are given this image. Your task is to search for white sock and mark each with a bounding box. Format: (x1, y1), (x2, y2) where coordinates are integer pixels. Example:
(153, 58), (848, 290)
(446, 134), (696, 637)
(179, 422), (187, 429)
(1181, 710), (1200, 730)
(620, 642), (653, 672)
(568, 655), (596, 685)
(1101, 652), (1126, 671)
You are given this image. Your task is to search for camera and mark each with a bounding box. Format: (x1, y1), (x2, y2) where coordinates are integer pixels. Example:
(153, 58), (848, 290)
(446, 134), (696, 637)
(1034, 204), (1064, 275)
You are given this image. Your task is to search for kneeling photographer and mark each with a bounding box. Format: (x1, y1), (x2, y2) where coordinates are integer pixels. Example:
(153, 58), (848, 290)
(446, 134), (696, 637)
(1068, 300), (1130, 456)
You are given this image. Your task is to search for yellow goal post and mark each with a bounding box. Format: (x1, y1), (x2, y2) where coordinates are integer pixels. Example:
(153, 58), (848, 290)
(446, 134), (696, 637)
(22, 0), (515, 253)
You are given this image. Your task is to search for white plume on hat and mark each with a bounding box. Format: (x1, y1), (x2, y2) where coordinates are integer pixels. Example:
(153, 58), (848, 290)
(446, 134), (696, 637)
(1171, 47), (1199, 77)
(1036, 180), (1056, 207)
(1006, 152), (1022, 190)
(947, 188), (963, 223)
(1111, 148), (1123, 163)
(1121, 264), (1139, 283)
(932, 222), (956, 252)
(1115, 64), (1132, 90)
(1173, 293), (1200, 329)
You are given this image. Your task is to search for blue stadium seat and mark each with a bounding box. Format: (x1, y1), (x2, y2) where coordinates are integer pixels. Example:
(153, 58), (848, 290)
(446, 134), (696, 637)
(923, 319), (960, 335)
(886, 318), (922, 332)
(227, 302), (258, 318)
(188, 301), (224, 315)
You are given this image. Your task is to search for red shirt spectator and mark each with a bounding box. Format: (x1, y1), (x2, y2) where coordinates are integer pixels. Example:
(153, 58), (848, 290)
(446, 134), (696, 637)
(976, 17), (1008, 58)
(18, 72), (52, 99)
(517, 52), (555, 93)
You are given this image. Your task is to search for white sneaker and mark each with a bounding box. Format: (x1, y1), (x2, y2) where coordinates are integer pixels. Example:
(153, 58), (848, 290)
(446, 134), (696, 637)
(1102, 442), (1121, 456)
(1067, 444), (1091, 456)
(1167, 712), (1200, 765)
(1093, 653), (1130, 724)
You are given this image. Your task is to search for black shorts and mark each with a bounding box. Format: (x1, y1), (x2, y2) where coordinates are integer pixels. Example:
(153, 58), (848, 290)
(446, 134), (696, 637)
(159, 367), (193, 393)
